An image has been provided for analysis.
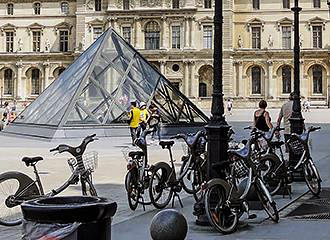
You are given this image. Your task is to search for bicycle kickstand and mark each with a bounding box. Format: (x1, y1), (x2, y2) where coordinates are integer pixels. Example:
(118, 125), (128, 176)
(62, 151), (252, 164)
(171, 191), (184, 208)
(140, 196), (146, 211)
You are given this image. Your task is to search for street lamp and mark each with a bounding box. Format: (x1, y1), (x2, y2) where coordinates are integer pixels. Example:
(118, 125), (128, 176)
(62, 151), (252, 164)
(195, 0), (230, 225)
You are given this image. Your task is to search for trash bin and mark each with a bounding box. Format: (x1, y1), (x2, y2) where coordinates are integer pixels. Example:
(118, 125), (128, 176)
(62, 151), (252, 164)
(21, 196), (117, 240)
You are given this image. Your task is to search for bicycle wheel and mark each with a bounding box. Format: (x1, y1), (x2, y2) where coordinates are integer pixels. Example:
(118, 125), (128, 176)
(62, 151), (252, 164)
(126, 171), (140, 210)
(255, 178), (279, 222)
(204, 184), (238, 234)
(303, 160), (321, 196)
(192, 165), (204, 202)
(0, 172), (40, 226)
(179, 157), (194, 194)
(149, 166), (173, 209)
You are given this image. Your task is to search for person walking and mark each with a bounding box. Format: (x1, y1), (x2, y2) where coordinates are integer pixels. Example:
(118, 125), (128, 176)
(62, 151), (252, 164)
(226, 99), (233, 115)
(253, 100), (273, 132)
(128, 101), (140, 145)
(137, 102), (149, 137)
(148, 104), (161, 141)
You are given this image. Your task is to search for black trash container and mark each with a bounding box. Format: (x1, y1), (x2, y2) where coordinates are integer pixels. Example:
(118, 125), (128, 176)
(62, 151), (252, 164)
(21, 196), (117, 240)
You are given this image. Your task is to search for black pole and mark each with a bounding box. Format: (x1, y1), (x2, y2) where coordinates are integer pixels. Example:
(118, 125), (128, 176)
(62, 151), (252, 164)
(195, 0), (230, 225)
(289, 0), (304, 135)
(328, 0), (330, 18)
(0, 86), (3, 108)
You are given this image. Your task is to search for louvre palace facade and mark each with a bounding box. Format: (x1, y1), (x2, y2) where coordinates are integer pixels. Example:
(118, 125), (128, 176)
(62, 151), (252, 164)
(0, 0), (329, 108)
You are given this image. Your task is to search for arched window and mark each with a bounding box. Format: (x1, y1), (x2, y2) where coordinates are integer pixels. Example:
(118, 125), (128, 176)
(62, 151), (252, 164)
(4, 69), (13, 95)
(253, 0), (260, 9)
(282, 66), (291, 94)
(145, 21), (160, 50)
(123, 0), (129, 9)
(204, 0), (211, 8)
(7, 3), (14, 15)
(199, 83), (207, 97)
(251, 66), (261, 94)
(33, 2), (41, 15)
(172, 0), (179, 8)
(31, 69), (40, 95)
(95, 0), (101, 11)
(61, 2), (69, 14)
(313, 65), (322, 94)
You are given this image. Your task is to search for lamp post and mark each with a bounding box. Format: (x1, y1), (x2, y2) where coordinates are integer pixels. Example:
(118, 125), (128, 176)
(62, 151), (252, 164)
(0, 86), (3, 108)
(195, 0), (230, 225)
(328, 0), (330, 18)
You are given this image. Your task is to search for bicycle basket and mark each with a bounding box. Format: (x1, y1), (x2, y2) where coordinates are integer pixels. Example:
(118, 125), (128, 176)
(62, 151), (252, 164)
(67, 151), (98, 173)
(288, 138), (304, 155)
(233, 158), (249, 179)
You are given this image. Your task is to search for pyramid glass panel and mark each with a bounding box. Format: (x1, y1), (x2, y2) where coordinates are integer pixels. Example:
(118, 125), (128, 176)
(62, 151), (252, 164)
(10, 28), (208, 138)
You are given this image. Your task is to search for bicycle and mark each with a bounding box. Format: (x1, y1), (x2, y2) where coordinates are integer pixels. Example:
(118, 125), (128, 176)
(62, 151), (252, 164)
(124, 129), (155, 210)
(0, 134), (98, 226)
(204, 131), (279, 234)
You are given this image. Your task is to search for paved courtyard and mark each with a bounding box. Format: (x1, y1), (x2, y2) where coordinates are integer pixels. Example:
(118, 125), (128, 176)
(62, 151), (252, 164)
(1, 109), (330, 239)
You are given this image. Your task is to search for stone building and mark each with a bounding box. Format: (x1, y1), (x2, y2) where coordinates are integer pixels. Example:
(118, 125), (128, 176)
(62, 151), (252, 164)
(0, 0), (329, 108)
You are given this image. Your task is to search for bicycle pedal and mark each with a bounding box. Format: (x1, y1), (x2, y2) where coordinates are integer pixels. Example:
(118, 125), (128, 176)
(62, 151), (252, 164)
(248, 214), (257, 219)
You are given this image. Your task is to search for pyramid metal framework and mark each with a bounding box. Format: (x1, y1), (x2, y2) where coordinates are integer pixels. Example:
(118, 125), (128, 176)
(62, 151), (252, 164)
(5, 28), (208, 139)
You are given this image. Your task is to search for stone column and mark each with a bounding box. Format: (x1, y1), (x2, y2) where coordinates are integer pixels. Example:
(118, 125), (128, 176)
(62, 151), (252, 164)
(134, 17), (142, 49)
(184, 16), (189, 49)
(183, 60), (189, 96)
(238, 61), (244, 97)
(160, 60), (166, 75)
(43, 61), (50, 89)
(267, 60), (273, 99)
(300, 60), (307, 98)
(190, 60), (197, 98)
(16, 61), (24, 100)
(190, 17), (195, 49)
(232, 61), (237, 97)
(161, 16), (167, 49)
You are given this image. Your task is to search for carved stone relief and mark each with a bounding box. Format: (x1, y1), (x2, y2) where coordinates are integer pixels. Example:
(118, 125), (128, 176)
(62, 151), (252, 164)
(140, 0), (162, 7)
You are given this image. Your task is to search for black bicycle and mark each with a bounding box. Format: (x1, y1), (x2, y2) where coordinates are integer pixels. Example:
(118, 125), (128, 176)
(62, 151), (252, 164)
(0, 134), (98, 226)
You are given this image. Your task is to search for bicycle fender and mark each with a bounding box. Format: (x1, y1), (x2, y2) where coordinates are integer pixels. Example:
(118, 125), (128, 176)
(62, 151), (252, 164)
(260, 153), (282, 173)
(0, 171), (40, 197)
(153, 162), (176, 183)
(204, 178), (233, 199)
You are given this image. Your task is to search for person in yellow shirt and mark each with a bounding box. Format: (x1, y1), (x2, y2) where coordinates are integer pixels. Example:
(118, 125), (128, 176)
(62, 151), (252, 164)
(137, 102), (149, 138)
(128, 101), (140, 145)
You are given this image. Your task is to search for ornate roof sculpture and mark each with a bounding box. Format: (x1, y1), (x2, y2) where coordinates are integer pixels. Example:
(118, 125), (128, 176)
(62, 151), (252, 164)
(5, 28), (208, 139)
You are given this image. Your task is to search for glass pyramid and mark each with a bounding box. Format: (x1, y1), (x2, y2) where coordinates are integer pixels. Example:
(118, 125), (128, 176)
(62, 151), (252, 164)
(13, 28), (208, 130)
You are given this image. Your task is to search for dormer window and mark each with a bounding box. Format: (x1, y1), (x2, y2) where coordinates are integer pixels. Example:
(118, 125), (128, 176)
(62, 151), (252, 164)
(61, 2), (69, 14)
(123, 0), (129, 10)
(7, 3), (14, 15)
(95, 0), (101, 11)
(172, 0), (179, 9)
(33, 2), (41, 15)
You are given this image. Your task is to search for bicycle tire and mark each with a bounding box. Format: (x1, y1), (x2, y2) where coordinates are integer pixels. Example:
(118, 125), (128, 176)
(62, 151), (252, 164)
(126, 171), (139, 210)
(255, 178), (279, 223)
(192, 165), (204, 202)
(0, 171), (40, 226)
(179, 157), (194, 194)
(204, 184), (238, 234)
(149, 165), (173, 209)
(303, 160), (321, 196)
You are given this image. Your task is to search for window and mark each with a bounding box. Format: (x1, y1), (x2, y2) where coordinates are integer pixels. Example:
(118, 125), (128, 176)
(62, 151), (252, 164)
(33, 2), (41, 15)
(282, 66), (291, 93)
(93, 27), (103, 41)
(199, 83), (207, 97)
(61, 2), (69, 14)
(313, 0), (320, 8)
(312, 26), (322, 48)
(283, 0), (290, 8)
(173, 0), (179, 8)
(60, 30), (69, 52)
(172, 26), (181, 49)
(123, 0), (129, 9)
(58, 68), (65, 76)
(32, 31), (41, 52)
(253, 0), (260, 9)
(31, 69), (40, 95)
(145, 21), (160, 50)
(95, 0), (101, 11)
(7, 3), (14, 15)
(252, 27), (261, 49)
(203, 25), (212, 49)
(6, 32), (14, 52)
(313, 65), (322, 94)
(122, 27), (131, 44)
(252, 66), (261, 94)
(204, 0), (212, 8)
(282, 26), (291, 49)
(4, 69), (13, 95)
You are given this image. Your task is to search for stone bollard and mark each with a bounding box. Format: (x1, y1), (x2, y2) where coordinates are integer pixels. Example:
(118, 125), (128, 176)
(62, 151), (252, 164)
(150, 209), (188, 240)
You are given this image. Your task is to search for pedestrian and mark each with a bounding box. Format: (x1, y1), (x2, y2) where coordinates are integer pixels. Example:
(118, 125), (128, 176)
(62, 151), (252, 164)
(306, 99), (311, 112)
(0, 112), (7, 131)
(227, 99), (233, 115)
(3, 102), (10, 122)
(128, 101), (140, 145)
(137, 102), (149, 138)
(148, 104), (161, 141)
(253, 100), (273, 132)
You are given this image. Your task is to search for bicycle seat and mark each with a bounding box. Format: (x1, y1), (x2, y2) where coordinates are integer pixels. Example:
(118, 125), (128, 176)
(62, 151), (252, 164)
(291, 133), (308, 143)
(270, 141), (284, 148)
(159, 141), (175, 149)
(128, 151), (144, 159)
(22, 156), (43, 166)
(186, 131), (204, 149)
